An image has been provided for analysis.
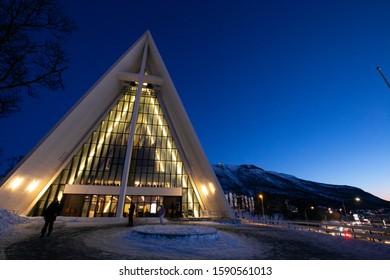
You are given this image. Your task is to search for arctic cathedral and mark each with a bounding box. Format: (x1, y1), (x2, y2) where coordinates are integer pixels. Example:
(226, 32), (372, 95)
(0, 32), (233, 219)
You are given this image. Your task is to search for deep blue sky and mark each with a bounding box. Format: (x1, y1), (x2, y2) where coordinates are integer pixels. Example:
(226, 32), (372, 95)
(1, 0), (390, 201)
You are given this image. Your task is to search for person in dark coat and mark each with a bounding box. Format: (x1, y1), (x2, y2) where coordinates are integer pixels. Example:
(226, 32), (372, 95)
(40, 198), (61, 237)
(170, 201), (175, 218)
(175, 201), (181, 218)
(127, 203), (136, 227)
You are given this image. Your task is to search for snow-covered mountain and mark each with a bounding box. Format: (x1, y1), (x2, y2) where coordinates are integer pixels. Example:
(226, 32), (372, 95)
(213, 163), (390, 210)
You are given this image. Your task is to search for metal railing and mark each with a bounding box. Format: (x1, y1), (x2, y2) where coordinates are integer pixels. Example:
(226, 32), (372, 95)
(247, 218), (390, 244)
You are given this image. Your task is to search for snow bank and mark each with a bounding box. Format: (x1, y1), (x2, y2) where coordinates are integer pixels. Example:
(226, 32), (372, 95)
(84, 224), (264, 259)
(0, 209), (31, 237)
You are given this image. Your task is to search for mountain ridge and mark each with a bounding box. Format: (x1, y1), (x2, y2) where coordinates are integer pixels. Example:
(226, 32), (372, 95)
(212, 163), (390, 210)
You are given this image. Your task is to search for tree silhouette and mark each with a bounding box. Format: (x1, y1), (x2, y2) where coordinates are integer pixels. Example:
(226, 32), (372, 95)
(0, 0), (77, 118)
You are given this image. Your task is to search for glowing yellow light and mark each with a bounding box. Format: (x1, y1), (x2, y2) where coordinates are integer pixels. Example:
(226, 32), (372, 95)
(10, 177), (23, 190)
(57, 191), (64, 201)
(182, 177), (188, 188)
(155, 150), (165, 172)
(103, 198), (111, 213)
(201, 185), (209, 196)
(98, 139), (104, 146)
(146, 126), (155, 144)
(26, 180), (39, 192)
(78, 163), (86, 172)
(177, 163), (183, 175)
(209, 183), (216, 194)
(188, 189), (194, 209)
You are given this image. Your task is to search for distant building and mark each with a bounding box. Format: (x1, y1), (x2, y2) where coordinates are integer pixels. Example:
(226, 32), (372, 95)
(0, 32), (233, 219)
(225, 192), (255, 212)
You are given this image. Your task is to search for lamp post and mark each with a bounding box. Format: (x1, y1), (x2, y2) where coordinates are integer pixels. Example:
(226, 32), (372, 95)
(342, 197), (361, 238)
(259, 194), (265, 220)
(342, 200), (348, 222)
(352, 197), (361, 223)
(342, 197), (361, 221)
(304, 206), (314, 221)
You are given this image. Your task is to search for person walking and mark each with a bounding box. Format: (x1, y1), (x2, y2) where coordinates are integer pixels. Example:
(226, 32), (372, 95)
(175, 201), (181, 218)
(40, 198), (61, 237)
(170, 202), (175, 218)
(128, 202), (136, 227)
(158, 204), (165, 225)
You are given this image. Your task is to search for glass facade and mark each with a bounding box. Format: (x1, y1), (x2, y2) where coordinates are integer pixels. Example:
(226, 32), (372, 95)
(129, 90), (187, 189)
(30, 84), (200, 217)
(67, 88), (136, 186)
(60, 194), (183, 218)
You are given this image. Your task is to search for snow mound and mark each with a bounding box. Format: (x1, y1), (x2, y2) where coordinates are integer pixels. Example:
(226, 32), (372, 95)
(0, 209), (31, 236)
(106, 224), (263, 259)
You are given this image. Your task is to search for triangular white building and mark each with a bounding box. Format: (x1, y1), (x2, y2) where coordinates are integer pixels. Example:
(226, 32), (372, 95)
(0, 31), (233, 219)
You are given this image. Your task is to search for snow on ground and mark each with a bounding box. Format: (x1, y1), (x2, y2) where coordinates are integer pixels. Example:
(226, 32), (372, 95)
(0, 208), (32, 236)
(2, 208), (390, 260)
(84, 222), (265, 259)
(131, 224), (218, 236)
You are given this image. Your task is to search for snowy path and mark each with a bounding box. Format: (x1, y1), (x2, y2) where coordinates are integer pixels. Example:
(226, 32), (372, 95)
(2, 222), (126, 259)
(2, 219), (390, 260)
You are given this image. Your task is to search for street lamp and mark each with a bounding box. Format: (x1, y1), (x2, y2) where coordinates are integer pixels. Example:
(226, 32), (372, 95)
(342, 197), (361, 221)
(304, 206), (314, 221)
(259, 194), (265, 220)
(342, 200), (348, 222)
(342, 197), (361, 238)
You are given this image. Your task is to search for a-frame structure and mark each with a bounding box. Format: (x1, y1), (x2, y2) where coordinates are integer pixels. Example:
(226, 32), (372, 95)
(0, 31), (234, 219)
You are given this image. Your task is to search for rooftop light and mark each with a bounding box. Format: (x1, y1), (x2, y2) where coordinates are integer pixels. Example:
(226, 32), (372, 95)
(26, 180), (39, 192)
(10, 177), (24, 190)
(202, 185), (209, 196)
(209, 183), (216, 194)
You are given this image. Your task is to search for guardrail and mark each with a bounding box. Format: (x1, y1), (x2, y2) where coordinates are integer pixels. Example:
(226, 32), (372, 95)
(248, 219), (390, 244)
(178, 210), (233, 220)
(200, 210), (232, 218)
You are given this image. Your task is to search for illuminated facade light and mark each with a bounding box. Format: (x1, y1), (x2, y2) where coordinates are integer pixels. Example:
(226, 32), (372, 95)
(57, 191), (64, 201)
(209, 183), (216, 194)
(201, 185), (209, 196)
(26, 180), (39, 192)
(10, 177), (24, 190)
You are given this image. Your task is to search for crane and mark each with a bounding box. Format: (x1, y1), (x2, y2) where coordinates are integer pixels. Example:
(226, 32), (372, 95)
(376, 67), (390, 88)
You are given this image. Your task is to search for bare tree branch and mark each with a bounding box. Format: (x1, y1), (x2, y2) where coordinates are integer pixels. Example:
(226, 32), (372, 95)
(0, 0), (77, 118)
